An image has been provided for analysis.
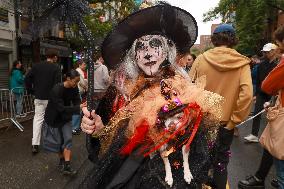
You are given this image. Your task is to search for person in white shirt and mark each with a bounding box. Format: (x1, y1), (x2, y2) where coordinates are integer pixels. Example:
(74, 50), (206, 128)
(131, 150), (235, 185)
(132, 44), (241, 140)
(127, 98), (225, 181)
(75, 59), (88, 96)
(72, 59), (87, 135)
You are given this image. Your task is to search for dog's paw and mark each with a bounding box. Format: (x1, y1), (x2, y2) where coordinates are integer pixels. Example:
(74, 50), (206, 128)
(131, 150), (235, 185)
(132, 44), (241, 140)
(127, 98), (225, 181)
(165, 175), (173, 187)
(184, 169), (193, 184)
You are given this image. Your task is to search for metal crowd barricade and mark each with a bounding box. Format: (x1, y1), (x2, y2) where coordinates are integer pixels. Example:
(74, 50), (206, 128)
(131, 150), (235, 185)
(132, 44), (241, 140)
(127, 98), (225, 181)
(0, 89), (13, 123)
(10, 87), (35, 131)
(0, 87), (35, 131)
(10, 87), (35, 115)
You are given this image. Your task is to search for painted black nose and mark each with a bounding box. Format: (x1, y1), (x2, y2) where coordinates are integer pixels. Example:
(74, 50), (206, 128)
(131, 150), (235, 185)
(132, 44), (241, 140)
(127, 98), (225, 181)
(144, 54), (152, 60)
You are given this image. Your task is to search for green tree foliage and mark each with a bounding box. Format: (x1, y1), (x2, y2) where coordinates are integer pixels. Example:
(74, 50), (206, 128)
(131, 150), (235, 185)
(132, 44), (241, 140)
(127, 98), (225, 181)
(69, 0), (135, 51)
(203, 0), (284, 55)
(191, 48), (201, 56)
(68, 17), (112, 50)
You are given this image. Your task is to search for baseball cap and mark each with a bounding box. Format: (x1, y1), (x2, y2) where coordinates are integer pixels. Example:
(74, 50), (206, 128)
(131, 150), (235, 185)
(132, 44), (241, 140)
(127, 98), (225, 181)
(261, 43), (278, 52)
(213, 24), (235, 34)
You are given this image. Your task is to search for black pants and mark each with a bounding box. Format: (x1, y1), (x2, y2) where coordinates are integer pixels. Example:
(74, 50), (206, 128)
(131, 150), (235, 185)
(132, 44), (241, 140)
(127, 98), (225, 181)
(255, 149), (273, 180)
(251, 95), (266, 136)
(212, 126), (234, 189)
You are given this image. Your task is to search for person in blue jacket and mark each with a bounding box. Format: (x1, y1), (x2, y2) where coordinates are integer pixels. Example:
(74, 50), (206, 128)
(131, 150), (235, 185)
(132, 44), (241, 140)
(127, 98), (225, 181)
(9, 60), (25, 116)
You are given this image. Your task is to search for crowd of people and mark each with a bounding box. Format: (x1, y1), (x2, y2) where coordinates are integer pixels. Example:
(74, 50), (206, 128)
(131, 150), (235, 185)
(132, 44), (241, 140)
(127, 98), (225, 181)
(7, 3), (284, 189)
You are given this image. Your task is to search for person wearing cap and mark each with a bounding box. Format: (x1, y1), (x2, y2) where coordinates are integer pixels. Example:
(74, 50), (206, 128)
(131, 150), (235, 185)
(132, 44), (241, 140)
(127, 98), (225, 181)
(79, 3), (225, 189)
(244, 43), (278, 143)
(189, 23), (253, 189)
(239, 26), (284, 189)
(25, 49), (61, 154)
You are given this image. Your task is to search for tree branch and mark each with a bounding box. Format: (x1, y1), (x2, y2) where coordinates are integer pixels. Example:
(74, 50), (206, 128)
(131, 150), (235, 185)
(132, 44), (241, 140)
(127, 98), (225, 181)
(267, 2), (284, 12)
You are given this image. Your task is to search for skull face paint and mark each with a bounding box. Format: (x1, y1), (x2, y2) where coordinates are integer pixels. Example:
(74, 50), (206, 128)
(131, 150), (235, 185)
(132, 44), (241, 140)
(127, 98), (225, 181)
(135, 35), (167, 76)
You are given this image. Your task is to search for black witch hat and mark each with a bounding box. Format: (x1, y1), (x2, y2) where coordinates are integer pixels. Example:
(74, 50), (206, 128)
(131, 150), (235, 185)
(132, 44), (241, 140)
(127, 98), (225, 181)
(101, 3), (198, 70)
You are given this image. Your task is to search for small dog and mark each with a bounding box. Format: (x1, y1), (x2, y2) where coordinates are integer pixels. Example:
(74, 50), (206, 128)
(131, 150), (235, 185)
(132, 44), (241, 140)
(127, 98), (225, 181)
(158, 112), (193, 187)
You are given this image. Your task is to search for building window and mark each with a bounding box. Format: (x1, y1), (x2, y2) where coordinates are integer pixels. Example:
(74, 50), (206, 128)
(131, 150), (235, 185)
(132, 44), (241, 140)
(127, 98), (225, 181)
(0, 8), (9, 26)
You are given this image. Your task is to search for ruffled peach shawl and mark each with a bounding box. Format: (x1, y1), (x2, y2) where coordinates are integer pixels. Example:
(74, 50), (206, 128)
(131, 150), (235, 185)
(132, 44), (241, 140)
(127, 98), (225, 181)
(95, 75), (224, 155)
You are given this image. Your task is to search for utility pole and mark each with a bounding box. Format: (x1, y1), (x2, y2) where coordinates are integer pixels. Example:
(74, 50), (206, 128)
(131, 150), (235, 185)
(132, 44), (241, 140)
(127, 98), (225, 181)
(31, 0), (40, 64)
(14, 0), (20, 60)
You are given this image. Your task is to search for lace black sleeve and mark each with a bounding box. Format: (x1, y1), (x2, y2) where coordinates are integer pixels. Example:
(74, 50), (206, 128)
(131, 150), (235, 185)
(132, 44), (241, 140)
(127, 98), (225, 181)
(95, 86), (118, 125)
(86, 86), (118, 162)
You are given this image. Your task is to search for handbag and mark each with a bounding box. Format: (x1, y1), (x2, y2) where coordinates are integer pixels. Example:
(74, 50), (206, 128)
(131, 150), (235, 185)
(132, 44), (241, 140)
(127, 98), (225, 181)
(42, 122), (63, 153)
(260, 90), (284, 160)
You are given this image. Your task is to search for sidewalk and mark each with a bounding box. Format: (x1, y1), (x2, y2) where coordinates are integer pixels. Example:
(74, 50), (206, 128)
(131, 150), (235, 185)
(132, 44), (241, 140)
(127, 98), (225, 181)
(0, 121), (91, 189)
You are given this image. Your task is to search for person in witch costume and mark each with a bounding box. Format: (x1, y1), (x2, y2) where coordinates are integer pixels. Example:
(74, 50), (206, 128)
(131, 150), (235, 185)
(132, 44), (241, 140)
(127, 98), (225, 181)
(80, 3), (224, 189)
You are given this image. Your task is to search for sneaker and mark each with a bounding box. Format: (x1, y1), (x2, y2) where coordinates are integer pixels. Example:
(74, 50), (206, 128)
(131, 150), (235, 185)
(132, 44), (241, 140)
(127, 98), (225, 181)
(244, 134), (259, 143)
(238, 175), (264, 189)
(15, 114), (21, 118)
(32, 145), (39, 154)
(62, 163), (77, 176)
(20, 113), (27, 118)
(271, 178), (279, 188)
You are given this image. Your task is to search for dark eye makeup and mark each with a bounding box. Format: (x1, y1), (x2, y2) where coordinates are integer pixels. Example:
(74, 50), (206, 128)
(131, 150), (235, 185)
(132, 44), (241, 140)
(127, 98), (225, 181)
(135, 41), (145, 51)
(149, 38), (162, 48)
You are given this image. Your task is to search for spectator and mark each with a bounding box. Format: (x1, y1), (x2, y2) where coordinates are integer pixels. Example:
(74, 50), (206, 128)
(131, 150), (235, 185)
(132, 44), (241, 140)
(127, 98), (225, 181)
(93, 56), (110, 109)
(184, 53), (196, 72)
(236, 55), (261, 138)
(189, 23), (253, 189)
(75, 59), (88, 97)
(43, 69), (83, 176)
(72, 59), (88, 135)
(261, 25), (284, 189)
(25, 49), (61, 154)
(9, 60), (25, 117)
(174, 52), (196, 76)
(244, 43), (278, 143)
(239, 28), (284, 189)
(174, 52), (191, 79)
(250, 55), (261, 96)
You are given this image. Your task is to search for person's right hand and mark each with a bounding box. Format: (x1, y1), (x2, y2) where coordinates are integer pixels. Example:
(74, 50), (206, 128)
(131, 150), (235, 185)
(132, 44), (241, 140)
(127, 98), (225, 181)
(81, 107), (104, 135)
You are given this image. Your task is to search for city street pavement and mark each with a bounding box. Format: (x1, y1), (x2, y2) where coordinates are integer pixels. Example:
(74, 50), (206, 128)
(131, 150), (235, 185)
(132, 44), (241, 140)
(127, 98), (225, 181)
(0, 120), (93, 189)
(228, 114), (276, 189)
(0, 114), (276, 189)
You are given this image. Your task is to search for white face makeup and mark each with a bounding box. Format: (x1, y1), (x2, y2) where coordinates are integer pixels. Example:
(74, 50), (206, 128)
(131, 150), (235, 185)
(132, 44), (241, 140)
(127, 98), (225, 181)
(135, 35), (167, 76)
(164, 112), (184, 132)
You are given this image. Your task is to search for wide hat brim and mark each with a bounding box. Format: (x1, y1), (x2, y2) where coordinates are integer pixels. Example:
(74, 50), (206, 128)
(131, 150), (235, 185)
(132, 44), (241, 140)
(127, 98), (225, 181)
(102, 3), (198, 70)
